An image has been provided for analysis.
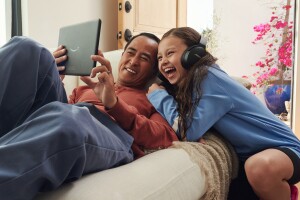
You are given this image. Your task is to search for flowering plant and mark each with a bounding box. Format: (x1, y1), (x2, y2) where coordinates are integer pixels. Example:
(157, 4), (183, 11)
(244, 0), (293, 94)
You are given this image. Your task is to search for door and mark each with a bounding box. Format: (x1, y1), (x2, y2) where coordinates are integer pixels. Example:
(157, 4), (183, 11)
(117, 0), (187, 49)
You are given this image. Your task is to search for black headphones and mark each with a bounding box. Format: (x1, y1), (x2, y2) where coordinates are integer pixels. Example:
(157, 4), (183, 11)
(181, 37), (207, 69)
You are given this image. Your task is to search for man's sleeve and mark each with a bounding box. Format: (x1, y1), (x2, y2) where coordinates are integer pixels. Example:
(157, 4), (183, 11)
(106, 98), (178, 150)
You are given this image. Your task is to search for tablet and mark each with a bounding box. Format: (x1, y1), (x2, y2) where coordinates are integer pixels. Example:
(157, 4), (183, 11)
(58, 19), (101, 76)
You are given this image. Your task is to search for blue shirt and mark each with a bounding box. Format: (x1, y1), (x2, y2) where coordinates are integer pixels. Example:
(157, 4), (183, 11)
(148, 64), (300, 161)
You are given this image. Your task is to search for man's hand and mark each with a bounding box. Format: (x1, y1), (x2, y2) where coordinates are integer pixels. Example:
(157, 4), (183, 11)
(53, 45), (67, 81)
(80, 50), (117, 109)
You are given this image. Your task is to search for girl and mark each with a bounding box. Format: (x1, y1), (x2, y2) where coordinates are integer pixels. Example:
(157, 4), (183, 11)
(147, 27), (300, 200)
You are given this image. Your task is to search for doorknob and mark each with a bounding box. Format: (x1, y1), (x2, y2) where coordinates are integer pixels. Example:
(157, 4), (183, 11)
(125, 1), (132, 13)
(124, 29), (132, 42)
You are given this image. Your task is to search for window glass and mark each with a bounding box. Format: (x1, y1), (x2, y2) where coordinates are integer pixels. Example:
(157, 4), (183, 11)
(0, 0), (6, 46)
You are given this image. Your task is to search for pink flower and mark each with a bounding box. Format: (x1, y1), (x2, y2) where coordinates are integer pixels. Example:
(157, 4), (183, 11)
(246, 2), (293, 94)
(270, 16), (278, 22)
(275, 21), (287, 29)
(255, 61), (265, 67)
(268, 67), (278, 76)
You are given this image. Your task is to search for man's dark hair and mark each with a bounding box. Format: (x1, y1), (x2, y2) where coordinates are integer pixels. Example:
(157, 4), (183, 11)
(124, 32), (160, 50)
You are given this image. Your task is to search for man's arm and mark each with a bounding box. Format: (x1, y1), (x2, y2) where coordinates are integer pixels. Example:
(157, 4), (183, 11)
(76, 51), (178, 150)
(106, 98), (178, 150)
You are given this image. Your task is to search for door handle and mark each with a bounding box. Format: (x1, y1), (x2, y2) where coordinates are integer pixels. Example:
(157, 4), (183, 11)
(124, 29), (132, 42)
(125, 1), (132, 13)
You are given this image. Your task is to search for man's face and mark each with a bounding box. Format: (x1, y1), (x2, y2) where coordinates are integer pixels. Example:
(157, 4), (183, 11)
(117, 36), (158, 89)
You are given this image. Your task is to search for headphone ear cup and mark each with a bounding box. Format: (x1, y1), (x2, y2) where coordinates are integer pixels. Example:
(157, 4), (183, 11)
(181, 45), (206, 69)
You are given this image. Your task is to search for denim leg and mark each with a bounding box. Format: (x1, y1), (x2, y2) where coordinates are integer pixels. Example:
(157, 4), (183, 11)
(0, 102), (134, 200)
(75, 102), (134, 148)
(0, 36), (67, 136)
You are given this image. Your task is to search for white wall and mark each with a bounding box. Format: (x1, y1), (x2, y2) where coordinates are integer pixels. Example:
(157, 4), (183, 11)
(187, 0), (213, 32)
(212, 0), (272, 78)
(21, 0), (118, 97)
(22, 0), (118, 51)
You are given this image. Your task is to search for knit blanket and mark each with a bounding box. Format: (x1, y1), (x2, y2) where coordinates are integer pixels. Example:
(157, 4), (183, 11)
(170, 129), (239, 200)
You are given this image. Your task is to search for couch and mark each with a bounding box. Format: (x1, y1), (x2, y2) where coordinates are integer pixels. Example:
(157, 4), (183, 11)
(35, 50), (249, 200)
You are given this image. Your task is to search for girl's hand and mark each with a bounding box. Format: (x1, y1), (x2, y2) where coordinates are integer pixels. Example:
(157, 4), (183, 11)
(147, 83), (165, 94)
(198, 138), (206, 144)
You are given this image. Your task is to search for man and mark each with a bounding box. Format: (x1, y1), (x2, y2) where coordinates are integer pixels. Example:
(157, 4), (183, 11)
(0, 33), (177, 200)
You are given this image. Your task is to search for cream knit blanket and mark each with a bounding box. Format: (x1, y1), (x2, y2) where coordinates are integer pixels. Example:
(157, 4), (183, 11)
(170, 129), (239, 200)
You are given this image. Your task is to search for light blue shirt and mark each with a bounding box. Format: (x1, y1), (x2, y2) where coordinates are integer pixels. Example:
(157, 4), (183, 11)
(148, 64), (300, 161)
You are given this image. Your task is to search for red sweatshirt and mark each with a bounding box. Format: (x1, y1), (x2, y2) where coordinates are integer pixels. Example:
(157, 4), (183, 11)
(68, 85), (178, 158)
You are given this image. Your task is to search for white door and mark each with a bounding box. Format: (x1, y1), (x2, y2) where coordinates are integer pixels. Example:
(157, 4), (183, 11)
(117, 0), (187, 49)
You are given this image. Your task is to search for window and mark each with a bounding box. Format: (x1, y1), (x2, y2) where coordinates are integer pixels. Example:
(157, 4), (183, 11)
(0, 0), (11, 46)
(0, 1), (6, 46)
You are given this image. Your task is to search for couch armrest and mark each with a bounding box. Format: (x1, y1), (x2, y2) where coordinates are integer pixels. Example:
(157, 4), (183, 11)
(35, 148), (206, 200)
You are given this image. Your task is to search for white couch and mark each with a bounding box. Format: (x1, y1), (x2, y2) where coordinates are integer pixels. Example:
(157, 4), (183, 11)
(36, 148), (206, 200)
(35, 50), (208, 200)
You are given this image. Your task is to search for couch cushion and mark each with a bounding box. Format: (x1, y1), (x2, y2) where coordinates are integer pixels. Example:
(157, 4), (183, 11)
(35, 148), (206, 200)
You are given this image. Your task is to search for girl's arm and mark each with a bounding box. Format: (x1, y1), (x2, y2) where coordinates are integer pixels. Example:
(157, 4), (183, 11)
(148, 74), (233, 141)
(148, 89), (181, 139)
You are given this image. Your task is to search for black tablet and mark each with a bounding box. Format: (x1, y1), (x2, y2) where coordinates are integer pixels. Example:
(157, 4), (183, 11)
(58, 19), (101, 76)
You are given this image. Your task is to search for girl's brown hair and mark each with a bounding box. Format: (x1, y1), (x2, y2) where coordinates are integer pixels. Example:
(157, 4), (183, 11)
(161, 27), (217, 140)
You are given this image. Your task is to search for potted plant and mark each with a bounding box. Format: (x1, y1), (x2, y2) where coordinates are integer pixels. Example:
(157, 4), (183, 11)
(244, 0), (294, 114)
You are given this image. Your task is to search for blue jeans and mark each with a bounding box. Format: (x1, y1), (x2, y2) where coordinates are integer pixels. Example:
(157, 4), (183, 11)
(0, 37), (134, 200)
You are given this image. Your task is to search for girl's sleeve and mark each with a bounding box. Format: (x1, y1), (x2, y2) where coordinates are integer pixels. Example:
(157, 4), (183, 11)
(148, 75), (234, 141)
(147, 89), (181, 138)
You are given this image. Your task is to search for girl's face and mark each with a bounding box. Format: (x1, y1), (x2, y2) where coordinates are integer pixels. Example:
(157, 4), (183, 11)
(157, 36), (188, 86)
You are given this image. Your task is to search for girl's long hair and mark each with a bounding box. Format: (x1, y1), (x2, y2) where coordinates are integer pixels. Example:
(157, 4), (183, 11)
(161, 27), (217, 140)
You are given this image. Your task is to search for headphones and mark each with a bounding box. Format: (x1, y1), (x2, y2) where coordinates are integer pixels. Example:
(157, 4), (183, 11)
(181, 36), (207, 69)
